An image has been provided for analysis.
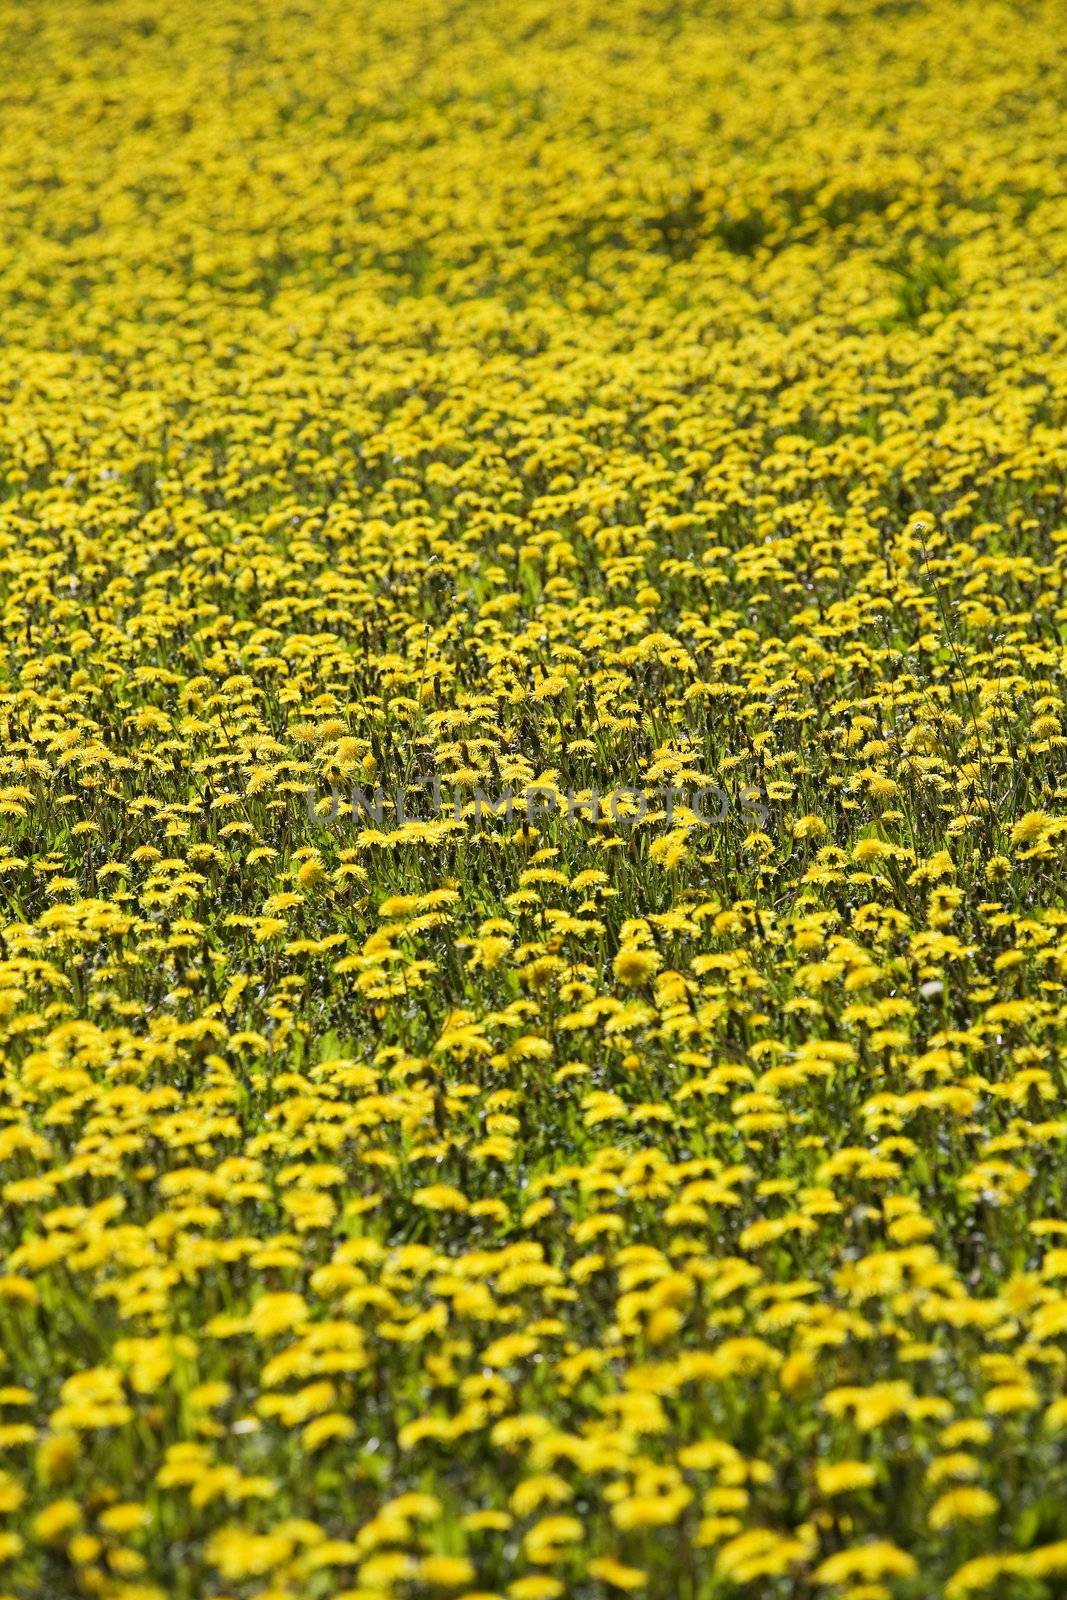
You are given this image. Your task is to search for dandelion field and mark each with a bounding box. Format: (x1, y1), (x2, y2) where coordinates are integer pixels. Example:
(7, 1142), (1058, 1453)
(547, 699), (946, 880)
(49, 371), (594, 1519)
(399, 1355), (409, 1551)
(3, 0), (1067, 1595)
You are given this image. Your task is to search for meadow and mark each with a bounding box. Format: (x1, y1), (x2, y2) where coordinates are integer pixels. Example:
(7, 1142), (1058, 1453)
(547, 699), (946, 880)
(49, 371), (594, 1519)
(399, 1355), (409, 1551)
(2, 0), (1067, 1595)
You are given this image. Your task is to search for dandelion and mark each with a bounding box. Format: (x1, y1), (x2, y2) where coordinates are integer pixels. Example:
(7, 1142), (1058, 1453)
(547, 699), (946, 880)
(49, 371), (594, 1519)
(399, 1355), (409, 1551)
(813, 1543), (918, 1585)
(588, 1557), (648, 1590)
(0, 1), (1063, 1592)
(613, 947), (662, 986)
(1011, 812), (1053, 846)
(929, 1488), (998, 1529)
(32, 1500), (82, 1544)
(817, 1460), (878, 1497)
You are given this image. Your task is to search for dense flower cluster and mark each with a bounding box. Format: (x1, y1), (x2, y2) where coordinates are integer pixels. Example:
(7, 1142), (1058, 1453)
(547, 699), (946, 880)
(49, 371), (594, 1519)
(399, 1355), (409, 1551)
(2, 0), (1067, 1595)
